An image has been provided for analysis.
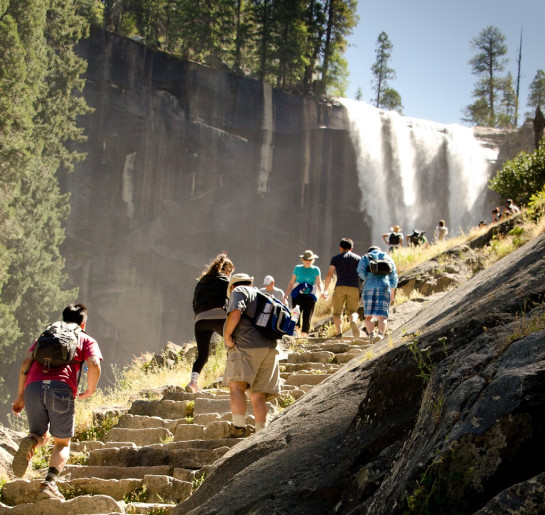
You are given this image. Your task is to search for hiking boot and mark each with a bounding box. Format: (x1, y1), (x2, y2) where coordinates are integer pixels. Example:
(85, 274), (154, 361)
(369, 331), (376, 345)
(38, 481), (65, 501)
(12, 436), (36, 478)
(350, 321), (360, 338)
(229, 425), (247, 438)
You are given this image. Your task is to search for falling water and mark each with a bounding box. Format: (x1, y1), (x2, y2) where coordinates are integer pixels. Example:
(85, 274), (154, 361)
(340, 99), (500, 244)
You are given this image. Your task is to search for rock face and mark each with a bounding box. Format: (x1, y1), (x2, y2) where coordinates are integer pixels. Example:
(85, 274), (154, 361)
(60, 28), (534, 369)
(175, 232), (545, 514)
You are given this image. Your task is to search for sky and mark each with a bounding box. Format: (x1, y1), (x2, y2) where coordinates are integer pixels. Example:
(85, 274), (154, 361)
(344, 0), (545, 126)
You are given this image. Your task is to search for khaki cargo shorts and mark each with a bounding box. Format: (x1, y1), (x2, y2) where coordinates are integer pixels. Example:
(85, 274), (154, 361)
(332, 286), (360, 317)
(223, 345), (281, 395)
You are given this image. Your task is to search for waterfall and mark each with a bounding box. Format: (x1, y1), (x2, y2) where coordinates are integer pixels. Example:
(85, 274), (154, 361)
(340, 99), (500, 244)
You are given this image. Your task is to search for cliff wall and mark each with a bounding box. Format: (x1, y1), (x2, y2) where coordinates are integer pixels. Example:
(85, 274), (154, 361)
(62, 29), (533, 368)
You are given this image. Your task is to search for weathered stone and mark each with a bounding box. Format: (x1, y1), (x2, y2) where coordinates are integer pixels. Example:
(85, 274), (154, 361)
(284, 373), (331, 387)
(127, 502), (176, 514)
(287, 351), (335, 364)
(172, 468), (196, 483)
(62, 464), (172, 480)
(130, 399), (191, 419)
(193, 413), (223, 425)
(104, 427), (173, 446)
(169, 447), (230, 469)
(193, 398), (233, 416)
(143, 474), (193, 503)
(116, 413), (183, 432)
(0, 494), (122, 514)
(65, 477), (142, 501)
(173, 424), (206, 441)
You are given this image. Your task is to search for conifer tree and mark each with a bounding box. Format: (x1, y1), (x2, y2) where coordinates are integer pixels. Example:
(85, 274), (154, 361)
(371, 31), (402, 111)
(0, 0), (90, 400)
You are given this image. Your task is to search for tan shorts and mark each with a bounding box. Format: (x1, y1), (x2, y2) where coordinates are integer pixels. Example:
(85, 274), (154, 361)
(223, 345), (280, 394)
(332, 286), (360, 317)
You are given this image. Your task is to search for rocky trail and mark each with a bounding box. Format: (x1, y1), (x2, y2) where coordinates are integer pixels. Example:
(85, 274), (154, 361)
(0, 332), (372, 514)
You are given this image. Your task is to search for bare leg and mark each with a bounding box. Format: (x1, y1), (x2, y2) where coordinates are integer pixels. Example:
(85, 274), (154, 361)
(229, 381), (248, 417)
(333, 316), (342, 335)
(250, 392), (267, 425)
(49, 437), (71, 471)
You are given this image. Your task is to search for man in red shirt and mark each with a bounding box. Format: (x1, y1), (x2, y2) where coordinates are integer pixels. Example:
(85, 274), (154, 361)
(11, 304), (102, 500)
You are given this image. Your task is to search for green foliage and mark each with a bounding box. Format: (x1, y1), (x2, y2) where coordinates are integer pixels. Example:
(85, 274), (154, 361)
(488, 138), (545, 205)
(527, 69), (545, 114)
(526, 186), (545, 221)
(371, 31), (402, 111)
(0, 0), (91, 402)
(192, 473), (206, 492)
(464, 25), (510, 127)
(406, 336), (448, 386)
(124, 485), (148, 504)
(75, 414), (119, 442)
(81, 0), (357, 98)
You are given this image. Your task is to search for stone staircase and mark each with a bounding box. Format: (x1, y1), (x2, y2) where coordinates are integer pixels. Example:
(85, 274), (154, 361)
(0, 333), (370, 514)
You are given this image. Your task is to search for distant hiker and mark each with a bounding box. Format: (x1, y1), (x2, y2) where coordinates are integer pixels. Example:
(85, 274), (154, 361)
(505, 198), (520, 215)
(434, 220), (448, 243)
(11, 304), (102, 501)
(479, 220), (487, 228)
(357, 246), (398, 343)
(223, 273), (280, 435)
(284, 250), (324, 337)
(260, 275), (285, 303)
(492, 207), (502, 223)
(323, 238), (362, 337)
(408, 230), (429, 247)
(382, 225), (404, 253)
(186, 253), (234, 393)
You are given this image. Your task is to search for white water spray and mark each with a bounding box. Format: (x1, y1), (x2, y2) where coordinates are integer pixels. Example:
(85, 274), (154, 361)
(340, 99), (499, 243)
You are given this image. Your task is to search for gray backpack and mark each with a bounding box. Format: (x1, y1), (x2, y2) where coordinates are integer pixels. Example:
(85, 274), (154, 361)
(32, 321), (81, 372)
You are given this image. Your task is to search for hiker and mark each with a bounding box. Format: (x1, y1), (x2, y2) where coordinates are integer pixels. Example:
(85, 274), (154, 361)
(382, 225), (404, 253)
(186, 253), (234, 393)
(505, 198), (520, 215)
(323, 238), (362, 337)
(223, 273), (281, 435)
(492, 207), (502, 223)
(284, 250), (324, 337)
(11, 304), (102, 501)
(408, 230), (429, 247)
(357, 246), (398, 343)
(434, 220), (448, 243)
(260, 275), (285, 303)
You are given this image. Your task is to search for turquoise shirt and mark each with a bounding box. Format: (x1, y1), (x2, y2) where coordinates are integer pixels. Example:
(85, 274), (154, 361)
(293, 264), (321, 285)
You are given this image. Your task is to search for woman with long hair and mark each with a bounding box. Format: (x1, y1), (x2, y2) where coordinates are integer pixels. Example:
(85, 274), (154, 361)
(186, 253), (234, 392)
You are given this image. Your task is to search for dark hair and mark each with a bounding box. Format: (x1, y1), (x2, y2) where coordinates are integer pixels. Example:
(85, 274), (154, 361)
(62, 304), (88, 326)
(232, 280), (252, 289)
(368, 246), (380, 253)
(438, 220), (445, 227)
(339, 238), (353, 250)
(199, 252), (234, 279)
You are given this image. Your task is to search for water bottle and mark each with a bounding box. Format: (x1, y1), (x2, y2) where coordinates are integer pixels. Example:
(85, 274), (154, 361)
(291, 305), (300, 324)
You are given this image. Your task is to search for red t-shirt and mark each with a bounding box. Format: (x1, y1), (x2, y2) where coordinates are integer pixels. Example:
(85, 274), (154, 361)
(26, 330), (102, 396)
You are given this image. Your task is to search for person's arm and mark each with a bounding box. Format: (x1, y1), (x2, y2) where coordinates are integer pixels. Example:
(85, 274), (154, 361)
(284, 274), (296, 302)
(314, 274), (324, 297)
(78, 355), (101, 400)
(399, 235), (404, 247)
(223, 309), (241, 348)
(12, 351), (34, 416)
(382, 233), (389, 245)
(323, 265), (336, 293)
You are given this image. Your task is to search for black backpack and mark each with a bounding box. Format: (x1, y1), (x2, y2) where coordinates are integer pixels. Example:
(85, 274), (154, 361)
(32, 321), (81, 372)
(388, 232), (401, 245)
(367, 254), (393, 275)
(248, 290), (296, 340)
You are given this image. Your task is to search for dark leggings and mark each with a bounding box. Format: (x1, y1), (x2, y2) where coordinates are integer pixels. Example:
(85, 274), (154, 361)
(192, 318), (225, 373)
(292, 294), (316, 334)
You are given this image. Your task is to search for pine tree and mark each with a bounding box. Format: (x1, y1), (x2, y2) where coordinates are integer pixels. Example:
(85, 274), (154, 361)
(527, 70), (545, 116)
(464, 25), (508, 127)
(0, 0), (90, 400)
(371, 31), (402, 111)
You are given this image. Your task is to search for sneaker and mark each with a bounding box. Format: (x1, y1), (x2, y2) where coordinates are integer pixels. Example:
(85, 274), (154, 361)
(229, 425), (246, 438)
(350, 321), (360, 338)
(185, 382), (198, 393)
(369, 330), (376, 345)
(38, 481), (65, 501)
(12, 436), (36, 478)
